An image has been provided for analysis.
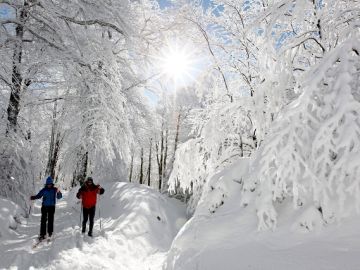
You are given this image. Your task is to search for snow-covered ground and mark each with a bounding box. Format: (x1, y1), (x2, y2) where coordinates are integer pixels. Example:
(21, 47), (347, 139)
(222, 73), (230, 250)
(165, 200), (360, 270)
(165, 158), (360, 270)
(2, 180), (360, 270)
(0, 182), (186, 270)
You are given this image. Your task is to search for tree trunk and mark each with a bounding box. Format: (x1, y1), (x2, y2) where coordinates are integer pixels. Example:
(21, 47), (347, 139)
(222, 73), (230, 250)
(72, 151), (88, 187)
(239, 134), (244, 157)
(139, 148), (144, 184)
(147, 139), (152, 186)
(51, 132), (61, 179)
(162, 128), (169, 190)
(156, 128), (164, 191)
(163, 128), (168, 174)
(80, 151), (88, 185)
(252, 129), (258, 149)
(45, 102), (62, 179)
(168, 111), (182, 195)
(6, 1), (32, 133)
(129, 152), (134, 182)
(174, 112), (181, 153)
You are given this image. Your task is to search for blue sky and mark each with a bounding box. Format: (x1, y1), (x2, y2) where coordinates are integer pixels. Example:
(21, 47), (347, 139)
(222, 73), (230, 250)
(157, 0), (223, 14)
(157, 0), (173, 8)
(0, 3), (12, 17)
(0, 6), (8, 16)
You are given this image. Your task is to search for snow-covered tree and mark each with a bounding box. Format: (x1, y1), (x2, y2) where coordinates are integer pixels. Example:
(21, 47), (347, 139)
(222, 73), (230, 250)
(167, 0), (360, 220)
(0, 0), (166, 205)
(249, 38), (360, 230)
(169, 85), (257, 214)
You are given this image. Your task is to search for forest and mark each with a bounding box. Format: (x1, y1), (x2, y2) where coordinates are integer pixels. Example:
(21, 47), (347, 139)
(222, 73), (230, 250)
(1, 1), (360, 269)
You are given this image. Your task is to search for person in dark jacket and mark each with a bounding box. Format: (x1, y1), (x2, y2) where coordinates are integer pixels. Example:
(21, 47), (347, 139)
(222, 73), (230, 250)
(76, 177), (104, 237)
(30, 176), (62, 240)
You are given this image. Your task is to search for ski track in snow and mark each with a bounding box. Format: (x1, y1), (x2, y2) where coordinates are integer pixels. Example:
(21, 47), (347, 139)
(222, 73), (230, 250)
(0, 183), (186, 270)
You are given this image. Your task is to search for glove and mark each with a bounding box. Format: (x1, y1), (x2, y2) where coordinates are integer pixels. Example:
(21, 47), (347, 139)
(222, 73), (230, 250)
(99, 188), (105, 195)
(30, 196), (36, 200)
(76, 193), (81, 199)
(57, 190), (63, 199)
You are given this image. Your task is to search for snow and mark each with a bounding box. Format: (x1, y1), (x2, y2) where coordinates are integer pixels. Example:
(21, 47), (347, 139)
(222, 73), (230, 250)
(164, 155), (360, 270)
(0, 182), (186, 270)
(244, 38), (360, 230)
(1, 0), (360, 269)
(2, 179), (360, 270)
(163, 38), (360, 269)
(0, 197), (24, 239)
(164, 186), (360, 270)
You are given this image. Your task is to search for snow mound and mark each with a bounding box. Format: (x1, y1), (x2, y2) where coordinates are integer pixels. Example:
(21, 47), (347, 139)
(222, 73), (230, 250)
(0, 197), (24, 238)
(100, 182), (185, 251)
(194, 158), (250, 216)
(164, 172), (360, 270)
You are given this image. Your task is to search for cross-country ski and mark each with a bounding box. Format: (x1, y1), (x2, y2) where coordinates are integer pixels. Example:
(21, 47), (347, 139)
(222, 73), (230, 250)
(32, 235), (55, 250)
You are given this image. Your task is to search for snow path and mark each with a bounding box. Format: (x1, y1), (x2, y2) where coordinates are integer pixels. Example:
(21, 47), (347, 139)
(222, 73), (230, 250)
(0, 182), (186, 270)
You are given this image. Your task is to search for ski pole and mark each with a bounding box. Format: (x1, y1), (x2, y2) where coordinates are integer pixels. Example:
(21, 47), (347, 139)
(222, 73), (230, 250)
(80, 201), (83, 231)
(98, 195), (102, 231)
(28, 199), (34, 217)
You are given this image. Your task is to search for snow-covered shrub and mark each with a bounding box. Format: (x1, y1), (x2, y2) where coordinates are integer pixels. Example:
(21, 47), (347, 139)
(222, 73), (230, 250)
(292, 205), (324, 232)
(195, 158), (250, 216)
(0, 131), (34, 212)
(0, 197), (23, 238)
(169, 101), (256, 215)
(249, 38), (360, 229)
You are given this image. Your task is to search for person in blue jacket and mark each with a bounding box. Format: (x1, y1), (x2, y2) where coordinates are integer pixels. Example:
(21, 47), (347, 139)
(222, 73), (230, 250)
(30, 176), (62, 240)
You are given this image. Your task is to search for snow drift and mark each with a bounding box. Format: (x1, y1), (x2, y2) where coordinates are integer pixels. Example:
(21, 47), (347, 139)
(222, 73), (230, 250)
(0, 197), (24, 239)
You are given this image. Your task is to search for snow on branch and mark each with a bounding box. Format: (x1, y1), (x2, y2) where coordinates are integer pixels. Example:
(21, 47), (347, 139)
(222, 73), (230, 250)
(249, 37), (360, 230)
(59, 16), (126, 36)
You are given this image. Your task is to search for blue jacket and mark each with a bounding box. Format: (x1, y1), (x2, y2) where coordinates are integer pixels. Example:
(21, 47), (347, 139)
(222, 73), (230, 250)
(32, 186), (62, 206)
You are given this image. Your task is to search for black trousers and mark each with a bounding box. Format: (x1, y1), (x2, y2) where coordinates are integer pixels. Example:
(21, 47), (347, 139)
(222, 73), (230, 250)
(40, 205), (55, 237)
(82, 206), (96, 233)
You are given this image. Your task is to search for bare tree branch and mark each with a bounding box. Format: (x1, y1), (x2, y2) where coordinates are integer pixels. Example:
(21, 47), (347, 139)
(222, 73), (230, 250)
(185, 17), (232, 102)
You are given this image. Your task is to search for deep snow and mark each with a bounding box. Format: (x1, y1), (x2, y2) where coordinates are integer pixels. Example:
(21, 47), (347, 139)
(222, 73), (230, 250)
(165, 201), (360, 270)
(0, 182), (186, 270)
(2, 181), (360, 270)
(164, 157), (360, 270)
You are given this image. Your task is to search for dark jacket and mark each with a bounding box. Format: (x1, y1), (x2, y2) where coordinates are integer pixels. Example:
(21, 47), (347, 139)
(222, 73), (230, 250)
(31, 185), (62, 206)
(76, 184), (104, 208)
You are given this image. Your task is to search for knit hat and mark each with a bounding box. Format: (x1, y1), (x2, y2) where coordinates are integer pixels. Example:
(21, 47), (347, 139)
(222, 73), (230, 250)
(46, 176), (53, 185)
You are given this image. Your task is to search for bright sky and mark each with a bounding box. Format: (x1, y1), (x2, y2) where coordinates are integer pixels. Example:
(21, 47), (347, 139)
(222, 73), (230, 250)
(140, 1), (224, 106)
(144, 37), (209, 105)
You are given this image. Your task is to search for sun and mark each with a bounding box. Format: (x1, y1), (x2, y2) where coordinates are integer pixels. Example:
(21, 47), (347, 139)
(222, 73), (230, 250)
(161, 48), (191, 80)
(157, 41), (200, 88)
